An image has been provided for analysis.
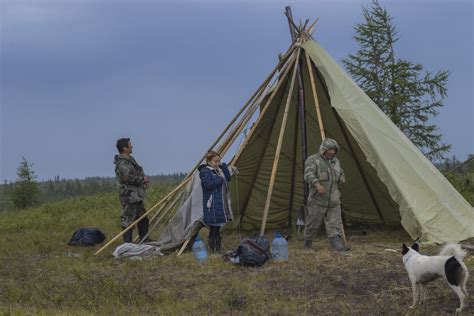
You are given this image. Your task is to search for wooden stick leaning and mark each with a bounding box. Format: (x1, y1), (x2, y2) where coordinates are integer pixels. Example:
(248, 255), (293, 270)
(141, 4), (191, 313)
(94, 45), (298, 256)
(229, 49), (299, 166)
(304, 51), (325, 139)
(217, 89), (266, 154)
(132, 188), (184, 243)
(219, 80), (275, 155)
(153, 196), (184, 238)
(259, 47), (301, 237)
(177, 238), (192, 256)
(136, 190), (185, 243)
(307, 18), (320, 35)
(305, 51), (347, 243)
(132, 201), (167, 243)
(147, 189), (183, 231)
(95, 183), (190, 255)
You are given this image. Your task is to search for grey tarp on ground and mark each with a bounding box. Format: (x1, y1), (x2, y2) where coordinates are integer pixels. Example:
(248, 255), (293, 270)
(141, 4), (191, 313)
(113, 243), (163, 260)
(148, 171), (205, 252)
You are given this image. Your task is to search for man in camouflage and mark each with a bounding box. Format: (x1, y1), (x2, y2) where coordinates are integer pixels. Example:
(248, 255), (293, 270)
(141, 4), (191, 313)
(303, 138), (350, 252)
(114, 138), (150, 243)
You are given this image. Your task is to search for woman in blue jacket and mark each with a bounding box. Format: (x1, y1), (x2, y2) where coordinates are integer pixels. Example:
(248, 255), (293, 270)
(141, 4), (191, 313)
(198, 151), (235, 252)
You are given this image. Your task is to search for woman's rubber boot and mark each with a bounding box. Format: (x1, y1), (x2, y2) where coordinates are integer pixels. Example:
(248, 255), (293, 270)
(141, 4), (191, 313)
(215, 237), (222, 253)
(208, 238), (216, 253)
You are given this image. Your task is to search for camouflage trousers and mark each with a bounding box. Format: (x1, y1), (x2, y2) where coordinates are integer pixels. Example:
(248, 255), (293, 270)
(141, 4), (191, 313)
(304, 201), (343, 241)
(120, 201), (147, 228)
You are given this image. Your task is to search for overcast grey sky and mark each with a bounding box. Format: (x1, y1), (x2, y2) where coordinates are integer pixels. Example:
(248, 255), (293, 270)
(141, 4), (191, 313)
(1, 0), (473, 181)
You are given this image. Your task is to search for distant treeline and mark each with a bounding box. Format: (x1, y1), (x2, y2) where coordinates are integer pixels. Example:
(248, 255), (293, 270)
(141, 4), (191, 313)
(0, 173), (186, 211)
(2, 156), (472, 212)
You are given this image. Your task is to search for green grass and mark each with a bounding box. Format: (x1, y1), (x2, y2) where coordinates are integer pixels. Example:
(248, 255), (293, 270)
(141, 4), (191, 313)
(0, 185), (473, 315)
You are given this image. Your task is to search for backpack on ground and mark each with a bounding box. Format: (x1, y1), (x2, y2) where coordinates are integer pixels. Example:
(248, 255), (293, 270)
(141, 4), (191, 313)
(68, 228), (106, 246)
(236, 235), (271, 267)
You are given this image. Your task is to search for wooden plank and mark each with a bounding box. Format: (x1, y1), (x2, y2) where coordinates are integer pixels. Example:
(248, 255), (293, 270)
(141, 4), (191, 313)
(177, 238), (191, 257)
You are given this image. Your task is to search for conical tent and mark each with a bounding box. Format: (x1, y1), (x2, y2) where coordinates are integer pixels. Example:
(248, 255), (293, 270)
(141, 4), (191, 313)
(96, 16), (473, 256)
(231, 39), (474, 243)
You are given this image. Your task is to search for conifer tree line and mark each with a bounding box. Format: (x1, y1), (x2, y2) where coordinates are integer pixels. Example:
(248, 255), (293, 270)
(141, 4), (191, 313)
(0, 157), (186, 211)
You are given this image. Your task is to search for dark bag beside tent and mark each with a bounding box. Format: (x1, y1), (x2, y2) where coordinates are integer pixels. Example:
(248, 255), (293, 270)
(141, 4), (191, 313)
(68, 228), (106, 246)
(237, 236), (271, 267)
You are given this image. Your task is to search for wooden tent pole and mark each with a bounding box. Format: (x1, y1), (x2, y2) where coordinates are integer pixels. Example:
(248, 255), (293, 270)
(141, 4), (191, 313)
(305, 52), (326, 139)
(307, 18), (320, 35)
(132, 202), (167, 243)
(288, 104), (299, 227)
(218, 98), (262, 155)
(136, 190), (184, 243)
(285, 6), (310, 226)
(147, 189), (182, 228)
(260, 48), (301, 236)
(229, 49), (299, 166)
(285, 6), (297, 40)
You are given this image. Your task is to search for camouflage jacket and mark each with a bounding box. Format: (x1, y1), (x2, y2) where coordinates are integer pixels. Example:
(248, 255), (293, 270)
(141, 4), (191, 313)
(304, 138), (345, 206)
(114, 154), (147, 205)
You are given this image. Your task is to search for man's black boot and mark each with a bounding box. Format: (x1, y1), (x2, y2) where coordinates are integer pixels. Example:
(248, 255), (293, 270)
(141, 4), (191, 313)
(123, 228), (133, 243)
(138, 217), (152, 242)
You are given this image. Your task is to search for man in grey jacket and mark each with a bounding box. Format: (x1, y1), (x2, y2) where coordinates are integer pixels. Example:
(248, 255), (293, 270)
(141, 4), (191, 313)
(303, 138), (350, 252)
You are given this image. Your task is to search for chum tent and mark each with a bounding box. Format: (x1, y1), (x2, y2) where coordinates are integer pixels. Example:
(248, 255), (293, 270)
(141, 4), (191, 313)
(96, 9), (473, 255)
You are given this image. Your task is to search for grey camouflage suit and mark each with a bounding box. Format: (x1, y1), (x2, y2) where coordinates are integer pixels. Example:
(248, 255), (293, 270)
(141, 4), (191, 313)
(114, 154), (147, 229)
(304, 138), (345, 241)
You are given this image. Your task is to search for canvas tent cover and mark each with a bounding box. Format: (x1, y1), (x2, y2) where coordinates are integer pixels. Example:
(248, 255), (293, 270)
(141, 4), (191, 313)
(154, 40), (473, 250)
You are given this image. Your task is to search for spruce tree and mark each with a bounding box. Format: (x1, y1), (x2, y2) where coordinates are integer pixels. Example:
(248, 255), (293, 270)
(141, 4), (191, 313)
(343, 0), (450, 161)
(11, 157), (40, 209)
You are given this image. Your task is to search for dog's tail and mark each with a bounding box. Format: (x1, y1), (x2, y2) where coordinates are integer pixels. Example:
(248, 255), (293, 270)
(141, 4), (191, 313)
(439, 243), (467, 261)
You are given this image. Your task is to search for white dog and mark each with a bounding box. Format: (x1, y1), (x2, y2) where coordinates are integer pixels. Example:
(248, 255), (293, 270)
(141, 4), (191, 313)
(402, 242), (469, 312)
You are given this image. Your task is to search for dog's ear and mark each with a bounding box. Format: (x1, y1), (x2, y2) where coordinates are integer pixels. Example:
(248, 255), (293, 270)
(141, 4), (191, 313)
(411, 242), (419, 252)
(402, 243), (409, 255)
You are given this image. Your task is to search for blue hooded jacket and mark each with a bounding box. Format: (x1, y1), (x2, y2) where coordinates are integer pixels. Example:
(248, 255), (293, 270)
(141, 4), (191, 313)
(198, 163), (232, 225)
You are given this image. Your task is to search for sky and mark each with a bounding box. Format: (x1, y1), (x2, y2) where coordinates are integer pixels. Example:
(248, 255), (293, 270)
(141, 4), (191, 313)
(1, 0), (473, 182)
